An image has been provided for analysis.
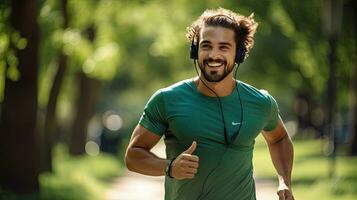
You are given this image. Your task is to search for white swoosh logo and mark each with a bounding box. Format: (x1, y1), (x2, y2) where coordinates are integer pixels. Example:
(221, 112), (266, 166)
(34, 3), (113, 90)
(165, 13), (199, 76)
(232, 122), (242, 126)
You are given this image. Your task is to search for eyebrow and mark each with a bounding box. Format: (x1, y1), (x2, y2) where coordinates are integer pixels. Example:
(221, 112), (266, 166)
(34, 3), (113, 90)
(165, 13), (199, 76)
(200, 40), (233, 47)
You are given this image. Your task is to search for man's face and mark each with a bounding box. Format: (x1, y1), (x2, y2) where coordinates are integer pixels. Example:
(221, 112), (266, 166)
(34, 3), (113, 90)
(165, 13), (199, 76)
(198, 25), (236, 82)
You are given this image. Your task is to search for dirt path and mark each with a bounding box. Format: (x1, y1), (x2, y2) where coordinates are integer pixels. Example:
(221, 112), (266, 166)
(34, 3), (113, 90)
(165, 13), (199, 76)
(107, 140), (277, 200)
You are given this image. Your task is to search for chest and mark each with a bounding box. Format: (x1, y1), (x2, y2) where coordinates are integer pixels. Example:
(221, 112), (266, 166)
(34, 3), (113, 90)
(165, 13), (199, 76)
(164, 94), (270, 147)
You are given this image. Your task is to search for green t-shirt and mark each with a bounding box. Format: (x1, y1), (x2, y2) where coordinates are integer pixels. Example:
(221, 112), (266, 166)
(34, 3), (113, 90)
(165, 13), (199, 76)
(139, 79), (279, 200)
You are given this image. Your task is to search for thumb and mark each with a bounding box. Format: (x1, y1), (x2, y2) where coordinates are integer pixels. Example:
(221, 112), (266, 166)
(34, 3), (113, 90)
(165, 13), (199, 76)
(277, 190), (285, 200)
(183, 141), (197, 154)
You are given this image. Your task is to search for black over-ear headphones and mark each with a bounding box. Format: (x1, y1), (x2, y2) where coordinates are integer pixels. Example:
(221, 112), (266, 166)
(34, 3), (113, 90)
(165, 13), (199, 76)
(190, 25), (246, 64)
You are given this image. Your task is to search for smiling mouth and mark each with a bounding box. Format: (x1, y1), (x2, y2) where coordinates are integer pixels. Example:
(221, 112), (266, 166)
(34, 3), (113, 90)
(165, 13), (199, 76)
(207, 62), (223, 67)
(205, 61), (226, 68)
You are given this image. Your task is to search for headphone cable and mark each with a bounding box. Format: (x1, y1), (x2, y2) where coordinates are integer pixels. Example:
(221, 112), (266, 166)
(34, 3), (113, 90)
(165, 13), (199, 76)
(193, 60), (229, 145)
(193, 60), (244, 199)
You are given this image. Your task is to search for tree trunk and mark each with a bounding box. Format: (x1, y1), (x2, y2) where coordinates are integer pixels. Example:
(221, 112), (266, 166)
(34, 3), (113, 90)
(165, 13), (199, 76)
(350, 61), (357, 155)
(42, 0), (69, 172)
(347, 0), (357, 156)
(0, 0), (40, 193)
(69, 73), (101, 155)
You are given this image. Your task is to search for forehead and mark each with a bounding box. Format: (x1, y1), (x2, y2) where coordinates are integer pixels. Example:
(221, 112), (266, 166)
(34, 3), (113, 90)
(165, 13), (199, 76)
(199, 25), (236, 45)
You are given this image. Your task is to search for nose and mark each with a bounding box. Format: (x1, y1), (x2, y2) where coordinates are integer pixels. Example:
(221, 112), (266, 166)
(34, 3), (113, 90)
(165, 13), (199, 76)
(207, 47), (221, 60)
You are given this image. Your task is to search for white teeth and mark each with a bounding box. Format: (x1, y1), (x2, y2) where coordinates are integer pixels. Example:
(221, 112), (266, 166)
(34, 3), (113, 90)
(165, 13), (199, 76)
(207, 62), (223, 67)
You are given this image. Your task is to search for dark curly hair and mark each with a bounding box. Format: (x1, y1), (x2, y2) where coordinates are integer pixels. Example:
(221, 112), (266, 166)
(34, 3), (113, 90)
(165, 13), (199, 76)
(186, 8), (258, 56)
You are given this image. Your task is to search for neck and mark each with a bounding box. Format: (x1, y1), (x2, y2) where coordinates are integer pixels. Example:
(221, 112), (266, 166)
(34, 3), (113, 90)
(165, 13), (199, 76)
(194, 74), (236, 97)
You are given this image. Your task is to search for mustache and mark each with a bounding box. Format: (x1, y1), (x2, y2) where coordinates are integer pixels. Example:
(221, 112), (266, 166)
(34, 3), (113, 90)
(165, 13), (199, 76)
(203, 58), (226, 63)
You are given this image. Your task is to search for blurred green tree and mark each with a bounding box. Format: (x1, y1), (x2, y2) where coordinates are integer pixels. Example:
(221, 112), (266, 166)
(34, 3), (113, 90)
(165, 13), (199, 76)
(69, 25), (102, 155)
(42, 0), (69, 172)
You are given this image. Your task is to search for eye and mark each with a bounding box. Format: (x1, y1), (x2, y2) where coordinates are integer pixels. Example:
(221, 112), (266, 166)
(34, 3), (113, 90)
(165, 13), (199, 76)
(220, 46), (230, 51)
(201, 44), (211, 49)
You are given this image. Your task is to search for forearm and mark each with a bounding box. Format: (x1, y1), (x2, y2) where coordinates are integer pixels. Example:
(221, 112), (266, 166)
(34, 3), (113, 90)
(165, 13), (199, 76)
(267, 134), (294, 186)
(125, 146), (168, 176)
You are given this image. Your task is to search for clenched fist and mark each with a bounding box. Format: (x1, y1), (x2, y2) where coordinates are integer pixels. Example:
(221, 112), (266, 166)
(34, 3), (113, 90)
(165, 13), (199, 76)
(170, 141), (199, 180)
(277, 181), (295, 200)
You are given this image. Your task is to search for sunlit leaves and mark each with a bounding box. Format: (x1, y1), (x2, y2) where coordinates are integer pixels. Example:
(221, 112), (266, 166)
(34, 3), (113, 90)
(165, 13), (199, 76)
(0, 5), (31, 101)
(0, 33), (25, 82)
(82, 42), (120, 80)
(67, 0), (97, 29)
(269, 1), (295, 38)
(62, 28), (92, 64)
(16, 38), (27, 50)
(0, 32), (9, 54)
(290, 40), (317, 79)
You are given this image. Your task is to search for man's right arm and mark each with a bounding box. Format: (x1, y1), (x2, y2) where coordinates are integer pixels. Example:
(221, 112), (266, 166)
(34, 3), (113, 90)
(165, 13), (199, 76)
(125, 124), (199, 179)
(125, 124), (167, 176)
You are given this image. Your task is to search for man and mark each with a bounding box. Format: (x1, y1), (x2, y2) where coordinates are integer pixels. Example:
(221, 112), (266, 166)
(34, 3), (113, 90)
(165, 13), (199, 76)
(125, 8), (294, 200)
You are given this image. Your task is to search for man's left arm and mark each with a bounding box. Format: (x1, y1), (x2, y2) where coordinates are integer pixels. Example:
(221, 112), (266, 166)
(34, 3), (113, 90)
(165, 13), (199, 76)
(262, 115), (295, 200)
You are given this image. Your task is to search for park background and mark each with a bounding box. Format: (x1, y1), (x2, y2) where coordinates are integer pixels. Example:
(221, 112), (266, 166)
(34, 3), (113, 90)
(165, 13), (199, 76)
(0, 0), (356, 199)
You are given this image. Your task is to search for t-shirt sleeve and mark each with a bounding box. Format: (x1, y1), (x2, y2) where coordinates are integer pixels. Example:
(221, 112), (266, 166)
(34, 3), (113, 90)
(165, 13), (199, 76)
(263, 94), (280, 131)
(139, 89), (168, 136)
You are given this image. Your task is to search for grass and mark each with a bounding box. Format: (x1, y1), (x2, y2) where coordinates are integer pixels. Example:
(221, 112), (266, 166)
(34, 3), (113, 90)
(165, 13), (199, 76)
(40, 144), (123, 200)
(1, 144), (123, 200)
(253, 135), (357, 200)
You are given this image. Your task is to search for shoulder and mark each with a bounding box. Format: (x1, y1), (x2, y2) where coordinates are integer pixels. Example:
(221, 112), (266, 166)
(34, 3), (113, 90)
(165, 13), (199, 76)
(147, 79), (193, 103)
(157, 79), (194, 97)
(239, 81), (274, 99)
(238, 81), (277, 108)
(161, 79), (193, 92)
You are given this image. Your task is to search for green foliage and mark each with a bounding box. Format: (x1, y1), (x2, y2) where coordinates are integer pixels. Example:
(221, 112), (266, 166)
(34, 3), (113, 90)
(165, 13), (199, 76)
(39, 144), (122, 200)
(0, 144), (122, 200)
(11, 0), (350, 131)
(1, 0), (354, 117)
(253, 137), (357, 200)
(0, 4), (27, 101)
(0, 1), (355, 198)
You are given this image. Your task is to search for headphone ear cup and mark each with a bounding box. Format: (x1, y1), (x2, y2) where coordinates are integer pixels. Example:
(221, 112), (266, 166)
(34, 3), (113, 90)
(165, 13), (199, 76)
(235, 46), (246, 64)
(190, 43), (198, 60)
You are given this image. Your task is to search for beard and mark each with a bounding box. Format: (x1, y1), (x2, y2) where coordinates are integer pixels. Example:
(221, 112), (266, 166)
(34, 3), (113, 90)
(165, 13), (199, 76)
(198, 59), (235, 82)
